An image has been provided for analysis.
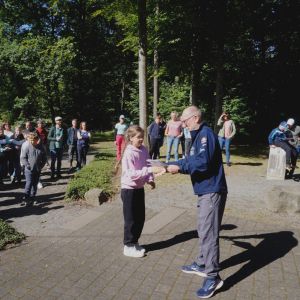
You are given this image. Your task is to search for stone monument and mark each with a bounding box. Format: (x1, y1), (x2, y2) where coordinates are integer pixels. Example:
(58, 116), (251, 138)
(266, 147), (286, 180)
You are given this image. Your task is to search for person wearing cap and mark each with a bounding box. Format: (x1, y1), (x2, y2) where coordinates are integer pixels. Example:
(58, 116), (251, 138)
(286, 118), (300, 154)
(268, 121), (298, 172)
(47, 116), (67, 179)
(114, 115), (128, 161)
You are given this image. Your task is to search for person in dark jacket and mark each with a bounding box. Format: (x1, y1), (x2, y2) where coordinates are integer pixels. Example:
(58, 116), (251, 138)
(47, 116), (67, 179)
(166, 106), (227, 299)
(268, 121), (297, 173)
(20, 132), (47, 206)
(67, 119), (79, 172)
(148, 115), (165, 159)
(10, 126), (25, 183)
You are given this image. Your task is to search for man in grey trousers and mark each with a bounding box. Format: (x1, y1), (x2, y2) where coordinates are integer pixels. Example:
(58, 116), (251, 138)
(167, 105), (227, 298)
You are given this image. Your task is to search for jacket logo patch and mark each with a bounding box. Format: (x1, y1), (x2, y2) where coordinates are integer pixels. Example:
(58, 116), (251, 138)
(201, 137), (207, 144)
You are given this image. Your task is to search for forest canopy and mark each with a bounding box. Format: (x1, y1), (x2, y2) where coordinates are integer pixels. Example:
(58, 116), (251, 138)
(0, 0), (299, 142)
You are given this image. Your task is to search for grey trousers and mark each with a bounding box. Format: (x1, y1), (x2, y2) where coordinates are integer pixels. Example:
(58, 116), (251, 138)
(195, 192), (227, 278)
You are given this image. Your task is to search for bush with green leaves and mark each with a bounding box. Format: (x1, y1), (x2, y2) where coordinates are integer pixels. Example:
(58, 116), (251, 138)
(0, 219), (25, 250)
(65, 146), (116, 201)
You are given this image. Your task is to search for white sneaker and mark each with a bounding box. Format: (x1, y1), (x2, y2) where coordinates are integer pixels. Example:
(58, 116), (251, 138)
(123, 245), (145, 258)
(37, 182), (44, 189)
(134, 243), (146, 253)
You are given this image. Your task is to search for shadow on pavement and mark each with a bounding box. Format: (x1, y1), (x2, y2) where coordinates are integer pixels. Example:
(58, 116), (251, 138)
(0, 192), (23, 206)
(144, 230), (198, 252)
(144, 224), (238, 252)
(0, 192), (65, 220)
(0, 204), (64, 221)
(37, 192), (65, 203)
(220, 231), (298, 291)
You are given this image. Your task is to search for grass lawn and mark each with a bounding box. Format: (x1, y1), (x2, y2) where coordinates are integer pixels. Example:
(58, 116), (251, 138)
(65, 131), (117, 201)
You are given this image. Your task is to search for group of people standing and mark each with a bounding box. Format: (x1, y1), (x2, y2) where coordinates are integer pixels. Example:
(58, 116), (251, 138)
(115, 111), (236, 166)
(0, 117), (91, 206)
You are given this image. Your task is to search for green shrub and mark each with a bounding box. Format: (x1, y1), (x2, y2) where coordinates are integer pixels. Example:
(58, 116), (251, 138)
(0, 219), (26, 250)
(65, 144), (116, 201)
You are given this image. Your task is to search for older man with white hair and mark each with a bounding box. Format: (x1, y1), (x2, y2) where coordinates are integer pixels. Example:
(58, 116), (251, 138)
(166, 105), (227, 298)
(287, 118), (300, 152)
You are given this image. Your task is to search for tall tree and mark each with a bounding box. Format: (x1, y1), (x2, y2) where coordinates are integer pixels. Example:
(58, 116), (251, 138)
(138, 0), (148, 133)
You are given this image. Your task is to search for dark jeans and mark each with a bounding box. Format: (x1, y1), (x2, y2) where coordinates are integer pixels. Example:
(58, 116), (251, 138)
(68, 144), (78, 166)
(274, 141), (298, 166)
(121, 188), (145, 246)
(77, 145), (89, 167)
(0, 152), (8, 180)
(24, 169), (40, 198)
(180, 136), (185, 157)
(50, 148), (63, 175)
(149, 138), (161, 159)
(12, 150), (22, 181)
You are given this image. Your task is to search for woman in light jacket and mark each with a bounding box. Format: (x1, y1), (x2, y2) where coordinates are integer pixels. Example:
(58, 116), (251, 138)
(217, 112), (236, 166)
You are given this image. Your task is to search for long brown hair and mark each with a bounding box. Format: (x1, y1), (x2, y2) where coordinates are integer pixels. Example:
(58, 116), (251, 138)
(124, 125), (144, 143)
(80, 121), (88, 130)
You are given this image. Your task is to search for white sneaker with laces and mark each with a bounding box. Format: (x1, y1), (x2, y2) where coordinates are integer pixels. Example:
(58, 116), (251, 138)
(123, 245), (145, 258)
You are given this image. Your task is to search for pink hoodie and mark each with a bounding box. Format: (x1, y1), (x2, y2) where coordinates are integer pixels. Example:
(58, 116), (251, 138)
(121, 144), (154, 189)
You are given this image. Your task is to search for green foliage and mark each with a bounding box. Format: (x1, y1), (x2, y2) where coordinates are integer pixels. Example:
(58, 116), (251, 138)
(0, 219), (26, 250)
(157, 79), (191, 119)
(223, 95), (254, 137)
(65, 144), (116, 201)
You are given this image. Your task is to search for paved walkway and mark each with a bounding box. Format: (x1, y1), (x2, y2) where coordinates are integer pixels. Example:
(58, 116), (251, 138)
(1, 151), (300, 299)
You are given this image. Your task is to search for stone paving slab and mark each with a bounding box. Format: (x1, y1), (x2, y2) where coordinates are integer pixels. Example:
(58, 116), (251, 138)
(1, 199), (300, 299)
(1, 147), (300, 299)
(143, 207), (186, 234)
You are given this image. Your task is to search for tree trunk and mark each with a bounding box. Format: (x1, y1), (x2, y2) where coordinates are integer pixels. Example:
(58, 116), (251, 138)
(153, 1), (159, 118)
(121, 78), (125, 111)
(153, 48), (159, 118)
(190, 1), (202, 106)
(214, 55), (224, 132)
(138, 0), (148, 140)
(214, 1), (226, 131)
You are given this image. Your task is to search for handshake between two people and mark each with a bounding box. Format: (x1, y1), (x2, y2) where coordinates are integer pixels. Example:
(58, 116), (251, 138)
(147, 159), (180, 177)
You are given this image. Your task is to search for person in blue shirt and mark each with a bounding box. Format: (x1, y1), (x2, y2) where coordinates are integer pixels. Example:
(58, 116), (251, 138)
(268, 121), (297, 172)
(166, 105), (227, 299)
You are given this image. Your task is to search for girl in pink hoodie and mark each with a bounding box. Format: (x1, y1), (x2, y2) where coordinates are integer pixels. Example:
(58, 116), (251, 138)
(121, 125), (155, 258)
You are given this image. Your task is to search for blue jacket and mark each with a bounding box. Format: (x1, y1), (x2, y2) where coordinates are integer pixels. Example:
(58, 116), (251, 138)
(67, 127), (79, 145)
(173, 122), (227, 195)
(268, 128), (287, 145)
(148, 122), (165, 139)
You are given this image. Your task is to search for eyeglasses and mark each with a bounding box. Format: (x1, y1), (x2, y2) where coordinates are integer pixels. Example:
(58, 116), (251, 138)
(181, 115), (195, 124)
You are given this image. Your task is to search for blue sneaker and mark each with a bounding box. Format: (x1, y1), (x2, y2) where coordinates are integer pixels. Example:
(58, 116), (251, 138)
(181, 262), (207, 277)
(196, 275), (223, 298)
